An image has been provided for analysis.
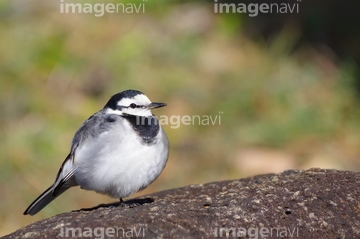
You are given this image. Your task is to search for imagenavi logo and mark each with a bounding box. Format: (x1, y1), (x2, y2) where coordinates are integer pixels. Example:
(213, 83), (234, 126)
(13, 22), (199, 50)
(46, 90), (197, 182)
(60, 0), (148, 17)
(214, 0), (301, 17)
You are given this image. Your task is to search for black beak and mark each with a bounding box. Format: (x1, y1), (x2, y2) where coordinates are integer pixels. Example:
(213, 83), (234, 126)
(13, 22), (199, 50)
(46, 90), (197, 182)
(148, 102), (167, 109)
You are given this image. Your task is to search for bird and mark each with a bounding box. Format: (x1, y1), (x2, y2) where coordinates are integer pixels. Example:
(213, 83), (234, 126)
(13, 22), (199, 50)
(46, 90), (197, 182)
(24, 89), (169, 215)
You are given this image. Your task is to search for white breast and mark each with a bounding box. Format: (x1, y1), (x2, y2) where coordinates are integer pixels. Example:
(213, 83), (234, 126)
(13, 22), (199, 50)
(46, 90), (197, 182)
(73, 117), (169, 198)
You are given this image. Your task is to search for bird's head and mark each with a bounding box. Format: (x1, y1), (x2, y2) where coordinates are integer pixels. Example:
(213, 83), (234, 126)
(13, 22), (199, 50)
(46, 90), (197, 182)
(104, 90), (166, 117)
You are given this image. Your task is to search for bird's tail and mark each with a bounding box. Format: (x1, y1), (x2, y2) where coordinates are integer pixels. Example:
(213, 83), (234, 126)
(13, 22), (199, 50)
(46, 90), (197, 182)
(23, 185), (71, 215)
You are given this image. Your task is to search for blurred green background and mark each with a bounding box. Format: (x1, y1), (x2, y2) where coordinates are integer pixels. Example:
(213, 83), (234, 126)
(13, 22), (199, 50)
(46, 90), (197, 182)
(1, 0), (360, 236)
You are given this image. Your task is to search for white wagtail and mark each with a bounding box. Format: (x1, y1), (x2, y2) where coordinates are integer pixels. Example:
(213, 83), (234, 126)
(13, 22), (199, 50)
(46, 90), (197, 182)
(24, 90), (169, 215)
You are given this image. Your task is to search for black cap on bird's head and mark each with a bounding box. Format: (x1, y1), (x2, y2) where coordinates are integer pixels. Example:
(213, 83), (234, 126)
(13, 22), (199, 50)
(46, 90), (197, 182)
(105, 90), (144, 110)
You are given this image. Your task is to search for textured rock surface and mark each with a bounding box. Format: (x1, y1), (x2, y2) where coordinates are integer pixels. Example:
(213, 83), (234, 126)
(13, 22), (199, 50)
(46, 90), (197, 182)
(3, 169), (360, 239)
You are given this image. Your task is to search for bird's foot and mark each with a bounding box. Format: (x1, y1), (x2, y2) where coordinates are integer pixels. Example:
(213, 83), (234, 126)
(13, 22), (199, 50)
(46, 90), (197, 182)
(118, 198), (141, 208)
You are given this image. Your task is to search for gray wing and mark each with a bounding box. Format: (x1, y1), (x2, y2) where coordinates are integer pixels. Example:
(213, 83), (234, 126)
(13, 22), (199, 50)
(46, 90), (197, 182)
(71, 112), (120, 151)
(24, 111), (120, 215)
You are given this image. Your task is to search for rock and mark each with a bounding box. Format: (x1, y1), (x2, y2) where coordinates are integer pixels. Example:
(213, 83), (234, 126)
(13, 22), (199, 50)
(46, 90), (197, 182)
(3, 169), (360, 239)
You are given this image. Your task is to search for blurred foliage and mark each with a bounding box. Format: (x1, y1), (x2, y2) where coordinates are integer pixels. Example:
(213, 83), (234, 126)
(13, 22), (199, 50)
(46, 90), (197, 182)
(1, 0), (360, 236)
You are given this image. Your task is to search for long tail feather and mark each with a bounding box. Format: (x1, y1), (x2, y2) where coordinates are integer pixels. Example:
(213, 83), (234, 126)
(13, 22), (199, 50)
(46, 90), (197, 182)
(23, 185), (71, 215)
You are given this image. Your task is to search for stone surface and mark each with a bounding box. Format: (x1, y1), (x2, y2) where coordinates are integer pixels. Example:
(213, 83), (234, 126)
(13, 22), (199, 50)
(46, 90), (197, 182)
(3, 169), (360, 239)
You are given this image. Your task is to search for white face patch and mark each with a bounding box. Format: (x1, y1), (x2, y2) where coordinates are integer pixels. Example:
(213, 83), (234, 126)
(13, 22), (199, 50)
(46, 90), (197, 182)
(117, 94), (151, 108)
(106, 94), (153, 117)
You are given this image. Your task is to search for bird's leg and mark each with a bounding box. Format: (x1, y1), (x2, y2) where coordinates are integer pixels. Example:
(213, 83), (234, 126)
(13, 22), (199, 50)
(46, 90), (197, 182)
(119, 198), (126, 207)
(118, 198), (141, 208)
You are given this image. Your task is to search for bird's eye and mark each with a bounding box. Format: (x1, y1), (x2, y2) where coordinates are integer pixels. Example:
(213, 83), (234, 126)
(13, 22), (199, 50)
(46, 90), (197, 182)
(130, 103), (137, 109)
